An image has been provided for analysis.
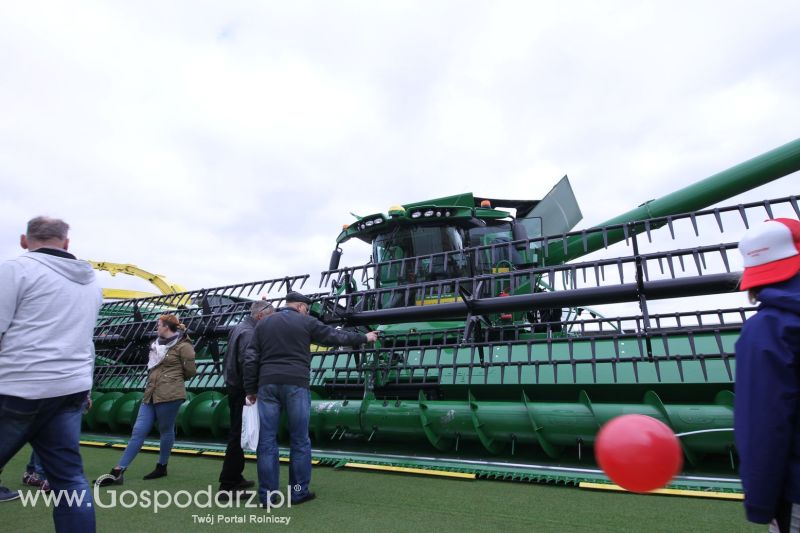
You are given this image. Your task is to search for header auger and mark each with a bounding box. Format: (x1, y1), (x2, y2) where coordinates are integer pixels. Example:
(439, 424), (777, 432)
(85, 138), (800, 491)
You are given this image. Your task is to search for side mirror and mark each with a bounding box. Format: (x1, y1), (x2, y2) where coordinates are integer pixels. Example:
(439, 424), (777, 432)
(328, 247), (342, 271)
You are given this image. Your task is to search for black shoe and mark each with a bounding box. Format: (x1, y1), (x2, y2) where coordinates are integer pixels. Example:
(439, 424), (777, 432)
(261, 493), (284, 508)
(235, 478), (255, 490)
(94, 467), (124, 487)
(291, 491), (316, 505)
(218, 489), (254, 503)
(142, 463), (167, 480)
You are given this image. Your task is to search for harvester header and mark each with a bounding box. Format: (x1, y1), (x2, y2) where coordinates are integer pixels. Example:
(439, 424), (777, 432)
(85, 139), (800, 491)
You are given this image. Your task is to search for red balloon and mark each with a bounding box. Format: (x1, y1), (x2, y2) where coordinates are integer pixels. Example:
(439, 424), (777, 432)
(595, 414), (683, 493)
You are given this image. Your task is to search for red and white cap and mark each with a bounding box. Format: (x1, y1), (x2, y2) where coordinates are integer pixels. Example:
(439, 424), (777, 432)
(738, 218), (800, 290)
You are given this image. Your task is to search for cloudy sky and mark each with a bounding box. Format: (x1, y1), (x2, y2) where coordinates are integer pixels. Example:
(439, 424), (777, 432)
(1, 1), (798, 297)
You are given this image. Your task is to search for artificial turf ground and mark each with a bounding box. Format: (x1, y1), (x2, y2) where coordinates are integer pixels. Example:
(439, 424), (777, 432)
(2, 445), (759, 532)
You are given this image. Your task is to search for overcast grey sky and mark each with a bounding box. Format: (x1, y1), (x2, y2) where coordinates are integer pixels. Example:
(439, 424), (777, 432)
(1, 1), (798, 296)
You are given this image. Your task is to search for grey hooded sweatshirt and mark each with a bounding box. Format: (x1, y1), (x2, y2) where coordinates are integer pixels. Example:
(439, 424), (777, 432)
(0, 250), (102, 399)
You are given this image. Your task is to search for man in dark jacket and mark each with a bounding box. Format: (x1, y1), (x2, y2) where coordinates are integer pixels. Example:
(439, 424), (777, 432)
(735, 218), (800, 531)
(244, 291), (378, 506)
(218, 300), (273, 497)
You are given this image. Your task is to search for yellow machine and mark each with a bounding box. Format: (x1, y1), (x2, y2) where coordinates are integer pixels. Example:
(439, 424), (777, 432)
(89, 261), (187, 300)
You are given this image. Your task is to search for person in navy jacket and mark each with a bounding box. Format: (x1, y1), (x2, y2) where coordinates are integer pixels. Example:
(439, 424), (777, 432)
(735, 218), (800, 531)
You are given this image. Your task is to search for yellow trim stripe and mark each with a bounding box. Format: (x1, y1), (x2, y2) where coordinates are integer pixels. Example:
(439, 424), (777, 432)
(282, 457), (321, 465)
(80, 442), (318, 464)
(344, 462), (475, 479)
(416, 296), (459, 305)
(171, 449), (202, 455)
(246, 454), (319, 465)
(578, 482), (743, 500)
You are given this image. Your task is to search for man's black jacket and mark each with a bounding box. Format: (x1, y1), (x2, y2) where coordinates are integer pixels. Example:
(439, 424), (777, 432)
(243, 307), (366, 392)
(224, 315), (257, 389)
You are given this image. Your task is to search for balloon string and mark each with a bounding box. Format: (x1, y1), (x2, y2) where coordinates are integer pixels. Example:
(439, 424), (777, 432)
(674, 428), (733, 438)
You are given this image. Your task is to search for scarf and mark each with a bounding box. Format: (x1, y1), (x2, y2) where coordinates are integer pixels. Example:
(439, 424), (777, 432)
(147, 333), (181, 370)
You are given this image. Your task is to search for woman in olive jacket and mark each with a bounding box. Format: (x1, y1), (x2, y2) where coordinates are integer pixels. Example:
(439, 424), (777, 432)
(97, 314), (196, 485)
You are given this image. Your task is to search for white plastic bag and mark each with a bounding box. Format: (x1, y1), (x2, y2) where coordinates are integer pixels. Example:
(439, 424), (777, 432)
(241, 403), (260, 450)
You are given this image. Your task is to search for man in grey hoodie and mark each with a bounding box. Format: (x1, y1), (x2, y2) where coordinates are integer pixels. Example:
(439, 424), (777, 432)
(0, 217), (102, 532)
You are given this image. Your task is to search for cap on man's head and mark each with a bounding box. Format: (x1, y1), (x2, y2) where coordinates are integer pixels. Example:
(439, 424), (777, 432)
(738, 218), (800, 290)
(286, 291), (313, 305)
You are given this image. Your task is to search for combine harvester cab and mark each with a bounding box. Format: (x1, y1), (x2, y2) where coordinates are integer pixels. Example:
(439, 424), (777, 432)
(87, 139), (800, 492)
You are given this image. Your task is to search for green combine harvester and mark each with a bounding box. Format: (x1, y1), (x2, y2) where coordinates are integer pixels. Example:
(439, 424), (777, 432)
(86, 139), (800, 493)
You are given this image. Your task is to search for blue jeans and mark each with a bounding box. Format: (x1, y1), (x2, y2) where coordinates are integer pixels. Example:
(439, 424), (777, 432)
(0, 391), (94, 533)
(256, 384), (312, 504)
(27, 450), (47, 478)
(119, 399), (183, 469)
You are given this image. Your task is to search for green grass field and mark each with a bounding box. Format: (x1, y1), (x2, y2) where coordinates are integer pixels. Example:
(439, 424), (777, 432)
(1, 445), (758, 532)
